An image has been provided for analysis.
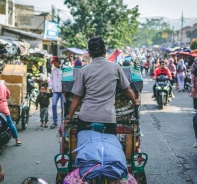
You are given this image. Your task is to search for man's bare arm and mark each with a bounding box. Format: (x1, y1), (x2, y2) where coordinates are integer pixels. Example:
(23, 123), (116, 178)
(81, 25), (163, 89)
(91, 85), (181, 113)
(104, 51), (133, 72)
(66, 95), (81, 120)
(124, 86), (140, 106)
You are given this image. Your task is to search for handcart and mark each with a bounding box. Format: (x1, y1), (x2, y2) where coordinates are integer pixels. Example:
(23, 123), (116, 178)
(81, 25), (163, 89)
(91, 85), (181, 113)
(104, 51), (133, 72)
(1, 65), (30, 130)
(55, 66), (147, 184)
(8, 95), (31, 130)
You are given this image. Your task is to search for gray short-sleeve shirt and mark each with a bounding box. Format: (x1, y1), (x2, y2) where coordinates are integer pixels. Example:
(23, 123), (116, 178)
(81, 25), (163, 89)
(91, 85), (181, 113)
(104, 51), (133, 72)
(71, 57), (130, 123)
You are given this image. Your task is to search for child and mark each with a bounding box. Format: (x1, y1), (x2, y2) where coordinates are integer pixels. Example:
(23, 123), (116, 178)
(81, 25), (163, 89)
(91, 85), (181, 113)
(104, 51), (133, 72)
(48, 56), (65, 129)
(36, 85), (52, 128)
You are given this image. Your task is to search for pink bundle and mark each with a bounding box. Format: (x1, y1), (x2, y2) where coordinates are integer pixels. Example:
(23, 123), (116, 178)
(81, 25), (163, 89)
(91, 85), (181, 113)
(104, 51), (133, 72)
(63, 169), (137, 184)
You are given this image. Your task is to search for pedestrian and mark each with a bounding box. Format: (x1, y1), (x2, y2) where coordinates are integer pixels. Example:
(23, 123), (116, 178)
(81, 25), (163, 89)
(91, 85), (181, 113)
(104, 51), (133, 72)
(145, 60), (149, 76)
(173, 56), (179, 90)
(0, 82), (22, 146)
(74, 56), (82, 66)
(190, 68), (197, 111)
(177, 59), (186, 92)
(36, 84), (52, 128)
(192, 112), (197, 148)
(191, 57), (197, 74)
(48, 56), (65, 129)
(140, 58), (145, 74)
(167, 58), (176, 98)
(153, 58), (160, 75)
(0, 165), (4, 182)
(149, 59), (155, 77)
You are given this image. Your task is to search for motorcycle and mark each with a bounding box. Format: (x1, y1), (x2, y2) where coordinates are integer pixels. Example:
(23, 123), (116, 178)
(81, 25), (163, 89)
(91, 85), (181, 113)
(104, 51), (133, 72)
(26, 74), (39, 103)
(184, 70), (191, 92)
(0, 113), (11, 155)
(155, 75), (171, 109)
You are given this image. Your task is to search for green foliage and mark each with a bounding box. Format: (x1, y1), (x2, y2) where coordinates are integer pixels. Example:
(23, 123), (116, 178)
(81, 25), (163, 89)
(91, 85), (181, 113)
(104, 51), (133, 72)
(133, 18), (173, 47)
(152, 28), (174, 45)
(190, 38), (197, 50)
(61, 0), (139, 49)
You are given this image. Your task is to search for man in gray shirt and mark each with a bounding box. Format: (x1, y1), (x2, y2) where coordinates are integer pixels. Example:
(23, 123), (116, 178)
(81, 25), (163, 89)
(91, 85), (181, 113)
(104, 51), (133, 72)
(65, 36), (139, 134)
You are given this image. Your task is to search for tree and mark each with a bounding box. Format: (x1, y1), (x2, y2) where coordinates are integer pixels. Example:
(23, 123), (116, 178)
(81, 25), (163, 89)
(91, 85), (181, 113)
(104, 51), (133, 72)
(152, 28), (174, 45)
(190, 38), (197, 50)
(61, 0), (139, 49)
(133, 18), (173, 47)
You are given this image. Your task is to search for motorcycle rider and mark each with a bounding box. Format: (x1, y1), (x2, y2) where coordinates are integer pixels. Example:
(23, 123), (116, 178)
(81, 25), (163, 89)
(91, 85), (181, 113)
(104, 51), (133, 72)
(65, 36), (140, 134)
(152, 60), (172, 101)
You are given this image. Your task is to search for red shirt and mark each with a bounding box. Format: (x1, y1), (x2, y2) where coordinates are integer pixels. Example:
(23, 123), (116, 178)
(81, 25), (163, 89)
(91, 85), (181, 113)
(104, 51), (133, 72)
(154, 68), (172, 80)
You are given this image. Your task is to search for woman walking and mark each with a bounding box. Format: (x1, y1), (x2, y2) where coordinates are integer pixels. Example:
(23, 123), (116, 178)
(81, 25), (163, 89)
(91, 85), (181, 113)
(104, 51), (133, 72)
(177, 59), (186, 92)
(168, 58), (176, 98)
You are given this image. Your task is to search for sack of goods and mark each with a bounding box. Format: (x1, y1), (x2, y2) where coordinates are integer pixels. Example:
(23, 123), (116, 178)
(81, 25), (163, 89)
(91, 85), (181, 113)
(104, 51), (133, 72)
(74, 130), (128, 182)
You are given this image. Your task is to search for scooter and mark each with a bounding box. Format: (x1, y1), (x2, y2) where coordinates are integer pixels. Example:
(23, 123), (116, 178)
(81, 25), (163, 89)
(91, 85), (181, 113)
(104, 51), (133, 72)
(26, 74), (39, 103)
(0, 113), (11, 155)
(155, 75), (171, 109)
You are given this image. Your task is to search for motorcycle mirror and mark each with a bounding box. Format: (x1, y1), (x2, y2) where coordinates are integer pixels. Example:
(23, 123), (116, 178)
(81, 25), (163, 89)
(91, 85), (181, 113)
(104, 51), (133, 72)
(22, 177), (48, 184)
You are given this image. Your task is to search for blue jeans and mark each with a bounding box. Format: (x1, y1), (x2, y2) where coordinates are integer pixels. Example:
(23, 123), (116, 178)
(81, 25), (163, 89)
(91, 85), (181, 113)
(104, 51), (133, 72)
(52, 92), (65, 124)
(6, 115), (18, 139)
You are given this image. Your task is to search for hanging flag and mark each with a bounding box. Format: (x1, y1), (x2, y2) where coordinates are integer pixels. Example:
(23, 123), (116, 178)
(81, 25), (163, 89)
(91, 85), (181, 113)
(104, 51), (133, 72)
(108, 50), (123, 63)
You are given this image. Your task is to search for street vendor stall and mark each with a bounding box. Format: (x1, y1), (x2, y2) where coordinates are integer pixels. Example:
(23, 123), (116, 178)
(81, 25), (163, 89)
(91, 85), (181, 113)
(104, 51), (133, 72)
(20, 49), (49, 88)
(60, 48), (91, 65)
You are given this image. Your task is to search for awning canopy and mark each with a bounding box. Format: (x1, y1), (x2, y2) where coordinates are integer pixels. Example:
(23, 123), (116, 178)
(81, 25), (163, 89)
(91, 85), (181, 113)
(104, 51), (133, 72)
(2, 27), (59, 41)
(60, 48), (88, 55)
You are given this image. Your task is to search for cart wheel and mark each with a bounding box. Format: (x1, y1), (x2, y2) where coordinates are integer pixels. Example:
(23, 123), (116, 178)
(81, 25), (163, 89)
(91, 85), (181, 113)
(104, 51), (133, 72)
(21, 106), (29, 130)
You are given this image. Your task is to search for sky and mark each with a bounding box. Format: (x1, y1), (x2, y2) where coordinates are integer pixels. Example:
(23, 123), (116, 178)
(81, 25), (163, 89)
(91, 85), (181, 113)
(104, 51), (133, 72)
(15, 0), (197, 19)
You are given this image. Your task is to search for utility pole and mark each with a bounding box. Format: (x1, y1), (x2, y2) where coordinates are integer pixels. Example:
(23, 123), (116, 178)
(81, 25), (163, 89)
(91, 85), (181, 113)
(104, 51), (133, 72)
(181, 11), (184, 48)
(51, 5), (55, 22)
(172, 26), (175, 47)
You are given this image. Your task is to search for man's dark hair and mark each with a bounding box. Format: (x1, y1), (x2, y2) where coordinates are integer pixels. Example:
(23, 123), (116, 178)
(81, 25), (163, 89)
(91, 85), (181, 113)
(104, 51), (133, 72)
(88, 36), (105, 57)
(39, 84), (46, 90)
(159, 60), (165, 65)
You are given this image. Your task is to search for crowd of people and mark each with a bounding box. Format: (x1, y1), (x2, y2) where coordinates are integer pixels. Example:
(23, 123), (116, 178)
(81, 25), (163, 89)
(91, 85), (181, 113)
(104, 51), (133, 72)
(140, 52), (197, 148)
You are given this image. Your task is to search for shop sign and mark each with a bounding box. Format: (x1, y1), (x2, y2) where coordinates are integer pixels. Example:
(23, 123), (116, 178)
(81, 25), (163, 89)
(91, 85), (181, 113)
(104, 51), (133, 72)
(44, 20), (58, 41)
(17, 16), (45, 30)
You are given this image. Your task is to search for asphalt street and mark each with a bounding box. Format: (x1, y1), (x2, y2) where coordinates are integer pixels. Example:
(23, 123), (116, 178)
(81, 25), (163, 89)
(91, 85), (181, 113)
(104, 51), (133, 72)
(0, 75), (197, 184)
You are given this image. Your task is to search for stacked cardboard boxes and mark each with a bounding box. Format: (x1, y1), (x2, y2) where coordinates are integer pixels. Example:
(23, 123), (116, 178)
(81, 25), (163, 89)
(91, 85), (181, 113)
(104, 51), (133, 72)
(1, 65), (27, 103)
(1, 65), (27, 120)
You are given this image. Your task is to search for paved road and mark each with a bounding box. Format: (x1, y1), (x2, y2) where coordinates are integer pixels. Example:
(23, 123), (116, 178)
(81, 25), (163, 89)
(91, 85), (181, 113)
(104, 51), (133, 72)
(140, 76), (197, 184)
(0, 76), (197, 184)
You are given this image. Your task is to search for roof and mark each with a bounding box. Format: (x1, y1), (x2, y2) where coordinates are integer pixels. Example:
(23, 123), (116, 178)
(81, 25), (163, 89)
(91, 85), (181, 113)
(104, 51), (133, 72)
(2, 27), (59, 41)
(60, 48), (88, 55)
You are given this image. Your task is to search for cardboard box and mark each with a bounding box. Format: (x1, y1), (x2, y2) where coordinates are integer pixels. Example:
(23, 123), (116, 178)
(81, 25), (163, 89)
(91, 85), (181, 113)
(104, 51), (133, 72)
(1, 65), (27, 100)
(10, 112), (19, 120)
(5, 83), (22, 105)
(8, 106), (20, 114)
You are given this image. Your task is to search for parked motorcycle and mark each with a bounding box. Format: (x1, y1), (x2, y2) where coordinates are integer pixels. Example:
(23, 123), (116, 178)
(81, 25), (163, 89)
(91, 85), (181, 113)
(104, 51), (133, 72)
(26, 74), (39, 103)
(155, 75), (171, 109)
(0, 113), (11, 155)
(184, 70), (191, 92)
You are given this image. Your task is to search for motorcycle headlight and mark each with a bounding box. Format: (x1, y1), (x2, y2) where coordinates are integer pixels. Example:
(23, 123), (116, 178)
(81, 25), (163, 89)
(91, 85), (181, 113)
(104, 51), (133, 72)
(164, 86), (168, 90)
(156, 86), (162, 90)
